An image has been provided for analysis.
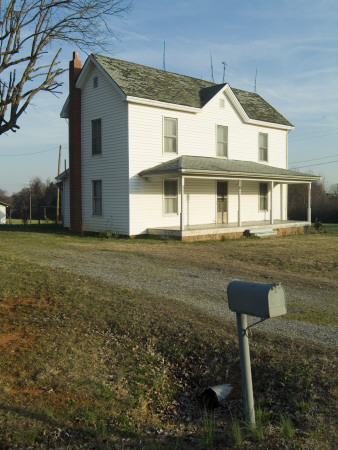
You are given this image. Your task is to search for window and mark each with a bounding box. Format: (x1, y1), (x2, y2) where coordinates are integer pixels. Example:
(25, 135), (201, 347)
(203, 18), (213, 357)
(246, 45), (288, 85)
(259, 183), (268, 211)
(259, 133), (268, 162)
(163, 117), (177, 153)
(217, 125), (228, 157)
(92, 119), (101, 155)
(93, 76), (98, 88)
(92, 180), (102, 215)
(164, 180), (178, 214)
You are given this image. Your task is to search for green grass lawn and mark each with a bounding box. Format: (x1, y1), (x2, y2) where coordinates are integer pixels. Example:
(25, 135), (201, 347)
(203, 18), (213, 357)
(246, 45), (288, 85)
(0, 228), (337, 448)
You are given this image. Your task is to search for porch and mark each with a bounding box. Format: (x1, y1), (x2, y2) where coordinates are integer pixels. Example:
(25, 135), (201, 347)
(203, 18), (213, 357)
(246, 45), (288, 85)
(139, 156), (319, 241)
(147, 219), (311, 241)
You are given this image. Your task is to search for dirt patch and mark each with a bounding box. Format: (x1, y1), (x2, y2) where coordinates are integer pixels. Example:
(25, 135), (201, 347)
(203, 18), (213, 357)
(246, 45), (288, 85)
(0, 330), (33, 348)
(7, 387), (46, 396)
(1, 296), (55, 314)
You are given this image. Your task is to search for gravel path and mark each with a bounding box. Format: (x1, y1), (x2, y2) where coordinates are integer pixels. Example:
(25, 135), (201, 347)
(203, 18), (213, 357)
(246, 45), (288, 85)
(30, 248), (338, 348)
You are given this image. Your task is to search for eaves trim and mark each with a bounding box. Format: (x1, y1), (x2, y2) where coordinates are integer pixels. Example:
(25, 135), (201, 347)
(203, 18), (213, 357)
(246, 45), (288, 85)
(125, 96), (200, 113)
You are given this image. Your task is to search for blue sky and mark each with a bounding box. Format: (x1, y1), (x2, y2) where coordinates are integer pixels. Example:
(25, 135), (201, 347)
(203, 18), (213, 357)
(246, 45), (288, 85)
(1, 0), (337, 194)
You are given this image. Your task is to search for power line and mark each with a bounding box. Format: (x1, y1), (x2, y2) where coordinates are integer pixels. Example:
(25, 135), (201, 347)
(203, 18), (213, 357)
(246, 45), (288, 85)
(289, 129), (338, 139)
(0, 146), (68, 157)
(289, 131), (338, 142)
(289, 154), (338, 164)
(291, 160), (338, 170)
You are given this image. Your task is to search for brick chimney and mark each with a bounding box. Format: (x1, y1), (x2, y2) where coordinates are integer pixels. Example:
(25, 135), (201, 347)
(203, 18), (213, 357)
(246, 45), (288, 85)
(69, 51), (82, 232)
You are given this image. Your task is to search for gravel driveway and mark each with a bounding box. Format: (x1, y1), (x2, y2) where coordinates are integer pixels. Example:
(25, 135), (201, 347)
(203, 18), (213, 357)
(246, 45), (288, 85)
(30, 247), (337, 348)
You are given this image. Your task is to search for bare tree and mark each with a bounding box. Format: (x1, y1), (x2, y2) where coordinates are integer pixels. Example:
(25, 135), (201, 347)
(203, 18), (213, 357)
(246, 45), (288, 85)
(0, 0), (132, 135)
(0, 187), (10, 203)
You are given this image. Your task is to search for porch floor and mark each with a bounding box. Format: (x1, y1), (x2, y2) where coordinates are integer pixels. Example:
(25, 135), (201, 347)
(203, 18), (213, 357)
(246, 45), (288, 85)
(147, 220), (310, 240)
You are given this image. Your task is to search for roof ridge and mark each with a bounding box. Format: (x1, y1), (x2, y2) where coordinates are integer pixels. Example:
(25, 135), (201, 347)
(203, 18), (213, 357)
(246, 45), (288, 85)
(93, 53), (217, 88)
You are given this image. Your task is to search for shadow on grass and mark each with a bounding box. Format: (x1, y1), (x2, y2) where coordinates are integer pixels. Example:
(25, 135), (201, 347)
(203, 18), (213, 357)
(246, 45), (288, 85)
(0, 223), (67, 234)
(0, 402), (201, 448)
(0, 402), (62, 428)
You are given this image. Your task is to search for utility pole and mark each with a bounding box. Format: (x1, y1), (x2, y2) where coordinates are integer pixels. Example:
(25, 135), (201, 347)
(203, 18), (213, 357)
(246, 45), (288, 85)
(56, 145), (61, 224)
(29, 183), (32, 223)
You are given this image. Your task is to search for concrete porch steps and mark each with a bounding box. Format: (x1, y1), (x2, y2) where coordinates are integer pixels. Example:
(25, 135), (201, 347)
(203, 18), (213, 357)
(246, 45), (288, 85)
(248, 227), (278, 238)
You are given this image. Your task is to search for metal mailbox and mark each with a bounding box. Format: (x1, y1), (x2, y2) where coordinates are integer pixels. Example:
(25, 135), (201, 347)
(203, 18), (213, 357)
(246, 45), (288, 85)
(227, 280), (286, 319)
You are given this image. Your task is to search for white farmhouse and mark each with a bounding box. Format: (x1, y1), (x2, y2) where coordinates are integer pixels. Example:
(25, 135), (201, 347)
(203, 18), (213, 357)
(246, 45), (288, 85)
(58, 52), (319, 240)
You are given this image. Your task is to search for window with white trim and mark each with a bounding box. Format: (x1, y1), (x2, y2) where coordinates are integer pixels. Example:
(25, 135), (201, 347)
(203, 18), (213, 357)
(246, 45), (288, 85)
(164, 180), (178, 214)
(92, 119), (102, 155)
(217, 125), (228, 157)
(92, 180), (102, 215)
(163, 117), (177, 153)
(259, 183), (268, 211)
(259, 133), (268, 162)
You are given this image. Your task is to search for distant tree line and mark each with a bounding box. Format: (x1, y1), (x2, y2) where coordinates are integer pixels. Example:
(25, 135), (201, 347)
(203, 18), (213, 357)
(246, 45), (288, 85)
(0, 178), (57, 223)
(288, 181), (338, 223)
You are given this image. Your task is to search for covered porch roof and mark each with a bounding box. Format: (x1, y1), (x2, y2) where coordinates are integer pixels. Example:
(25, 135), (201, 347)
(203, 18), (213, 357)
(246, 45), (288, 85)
(139, 155), (320, 183)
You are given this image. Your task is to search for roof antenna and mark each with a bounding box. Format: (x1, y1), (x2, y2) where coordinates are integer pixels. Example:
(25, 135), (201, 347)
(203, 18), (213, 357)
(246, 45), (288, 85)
(163, 41), (166, 71)
(222, 60), (228, 83)
(210, 52), (214, 83)
(254, 68), (257, 93)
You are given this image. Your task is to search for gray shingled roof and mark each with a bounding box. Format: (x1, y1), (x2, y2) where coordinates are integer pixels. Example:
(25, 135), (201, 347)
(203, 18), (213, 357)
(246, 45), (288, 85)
(93, 54), (293, 127)
(139, 156), (319, 181)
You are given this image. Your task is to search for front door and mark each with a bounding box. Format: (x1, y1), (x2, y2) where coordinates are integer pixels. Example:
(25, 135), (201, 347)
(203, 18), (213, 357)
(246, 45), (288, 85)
(217, 181), (228, 224)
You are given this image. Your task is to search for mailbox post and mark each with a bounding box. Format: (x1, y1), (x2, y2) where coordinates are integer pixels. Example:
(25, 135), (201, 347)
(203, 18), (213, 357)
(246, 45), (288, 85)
(235, 311), (255, 426)
(227, 281), (286, 427)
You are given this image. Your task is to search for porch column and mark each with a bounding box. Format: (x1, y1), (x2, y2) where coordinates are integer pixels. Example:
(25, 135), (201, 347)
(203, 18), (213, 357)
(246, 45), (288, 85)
(270, 181), (274, 225)
(238, 180), (242, 226)
(307, 183), (312, 223)
(280, 183), (283, 221)
(180, 177), (185, 232)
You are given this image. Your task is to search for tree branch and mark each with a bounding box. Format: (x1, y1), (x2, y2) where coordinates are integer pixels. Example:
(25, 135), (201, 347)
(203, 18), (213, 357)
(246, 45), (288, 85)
(0, 0), (132, 135)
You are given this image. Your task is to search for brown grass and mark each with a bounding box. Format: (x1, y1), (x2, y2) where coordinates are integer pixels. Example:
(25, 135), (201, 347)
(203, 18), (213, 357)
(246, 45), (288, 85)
(0, 229), (337, 448)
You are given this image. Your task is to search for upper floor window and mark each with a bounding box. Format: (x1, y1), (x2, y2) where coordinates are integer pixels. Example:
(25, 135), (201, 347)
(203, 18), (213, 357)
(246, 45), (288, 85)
(163, 117), (177, 153)
(217, 125), (228, 157)
(259, 182), (268, 211)
(92, 180), (102, 215)
(93, 76), (98, 88)
(164, 179), (178, 214)
(259, 133), (268, 162)
(92, 119), (102, 155)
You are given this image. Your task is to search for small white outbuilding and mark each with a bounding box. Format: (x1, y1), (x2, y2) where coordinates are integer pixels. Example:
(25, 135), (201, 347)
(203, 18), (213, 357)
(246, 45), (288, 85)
(0, 201), (9, 224)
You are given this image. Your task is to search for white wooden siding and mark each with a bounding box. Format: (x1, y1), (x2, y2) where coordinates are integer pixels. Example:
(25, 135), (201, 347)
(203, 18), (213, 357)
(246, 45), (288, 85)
(81, 66), (129, 234)
(185, 179), (215, 225)
(128, 88), (288, 235)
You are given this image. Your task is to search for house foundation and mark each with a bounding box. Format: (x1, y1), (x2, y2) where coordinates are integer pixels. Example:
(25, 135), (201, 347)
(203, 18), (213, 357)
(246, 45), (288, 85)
(147, 220), (310, 241)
